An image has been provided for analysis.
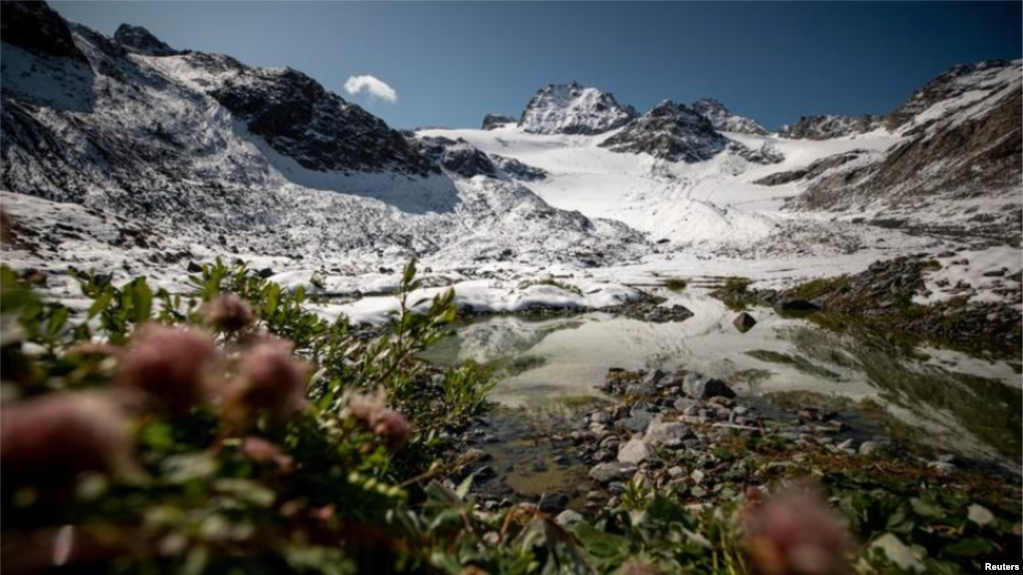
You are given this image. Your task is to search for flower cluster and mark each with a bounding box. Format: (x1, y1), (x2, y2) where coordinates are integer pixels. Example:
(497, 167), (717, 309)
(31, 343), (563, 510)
(1, 392), (138, 483)
(341, 389), (411, 453)
(742, 482), (856, 575)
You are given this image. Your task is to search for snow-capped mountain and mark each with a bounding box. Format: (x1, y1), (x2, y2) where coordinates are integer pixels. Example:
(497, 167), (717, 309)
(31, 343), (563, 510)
(518, 82), (636, 135)
(780, 59), (1022, 242)
(599, 100), (728, 163)
(0, 2), (645, 267)
(690, 98), (767, 135)
(1, 0), (1019, 280)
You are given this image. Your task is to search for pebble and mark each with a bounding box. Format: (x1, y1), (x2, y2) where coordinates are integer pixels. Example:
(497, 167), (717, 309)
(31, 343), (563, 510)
(617, 438), (650, 464)
(555, 509), (583, 526)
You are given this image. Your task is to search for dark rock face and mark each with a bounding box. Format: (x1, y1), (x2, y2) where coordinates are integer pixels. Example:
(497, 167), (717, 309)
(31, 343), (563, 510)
(490, 154), (547, 181)
(754, 150), (868, 186)
(114, 24), (178, 56)
(691, 98), (767, 135)
(210, 68), (437, 176)
(884, 59), (1015, 132)
(0, 0), (87, 62)
(419, 136), (496, 178)
(778, 114), (880, 140)
(481, 113), (515, 130)
(600, 101), (727, 163)
(791, 65), (1021, 242)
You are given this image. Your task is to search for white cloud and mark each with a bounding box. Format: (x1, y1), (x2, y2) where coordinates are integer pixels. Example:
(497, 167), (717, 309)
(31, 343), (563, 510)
(343, 75), (398, 103)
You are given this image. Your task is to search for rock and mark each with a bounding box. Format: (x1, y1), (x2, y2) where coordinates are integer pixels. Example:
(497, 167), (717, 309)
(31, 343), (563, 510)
(733, 405), (749, 416)
(589, 463), (623, 483)
(114, 24), (179, 56)
(0, 1), (89, 62)
(481, 113), (516, 130)
(642, 369), (668, 388)
(667, 466), (685, 479)
(539, 492), (570, 513)
(593, 449), (613, 462)
(608, 482), (628, 495)
(620, 408), (655, 432)
(617, 438), (650, 465)
(690, 469), (706, 484)
(187, 261), (203, 273)
(464, 448), (490, 462)
(519, 82), (636, 135)
(733, 312), (757, 333)
(683, 373), (736, 400)
(555, 509), (584, 526)
(673, 397), (697, 413)
(644, 418), (693, 446)
(600, 101), (727, 163)
(590, 411), (611, 425)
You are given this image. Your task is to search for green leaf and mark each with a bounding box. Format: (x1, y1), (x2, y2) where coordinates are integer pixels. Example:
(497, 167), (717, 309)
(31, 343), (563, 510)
(131, 279), (153, 323)
(943, 537), (992, 557)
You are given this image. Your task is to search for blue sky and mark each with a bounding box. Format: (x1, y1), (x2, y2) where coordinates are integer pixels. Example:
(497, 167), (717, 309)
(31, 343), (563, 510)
(53, 2), (1022, 130)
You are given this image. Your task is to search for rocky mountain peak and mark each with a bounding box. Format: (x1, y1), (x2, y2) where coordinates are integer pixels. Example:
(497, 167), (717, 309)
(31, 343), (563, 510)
(208, 66), (436, 176)
(885, 58), (1021, 133)
(518, 82), (636, 135)
(778, 114), (881, 140)
(481, 113), (516, 130)
(599, 100), (728, 162)
(690, 98), (767, 135)
(0, 0), (88, 63)
(114, 23), (178, 56)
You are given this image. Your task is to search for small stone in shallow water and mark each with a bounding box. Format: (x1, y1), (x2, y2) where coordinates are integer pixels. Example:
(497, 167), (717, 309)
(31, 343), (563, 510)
(683, 372), (736, 400)
(733, 312), (757, 333)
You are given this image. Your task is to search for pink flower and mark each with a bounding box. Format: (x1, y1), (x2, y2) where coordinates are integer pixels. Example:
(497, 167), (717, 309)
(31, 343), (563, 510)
(224, 341), (309, 427)
(1, 392), (137, 482)
(115, 324), (218, 413)
(743, 482), (856, 575)
(201, 294), (254, 332)
(341, 390), (411, 453)
(372, 409), (411, 452)
(240, 436), (294, 472)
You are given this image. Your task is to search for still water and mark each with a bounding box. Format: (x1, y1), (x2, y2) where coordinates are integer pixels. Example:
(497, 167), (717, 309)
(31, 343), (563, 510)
(423, 288), (1022, 466)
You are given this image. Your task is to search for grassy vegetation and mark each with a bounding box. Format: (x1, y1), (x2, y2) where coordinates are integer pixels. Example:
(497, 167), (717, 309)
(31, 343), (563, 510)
(1, 260), (1019, 574)
(784, 274), (849, 301)
(662, 278), (688, 292)
(709, 276), (755, 311)
(746, 349), (841, 380)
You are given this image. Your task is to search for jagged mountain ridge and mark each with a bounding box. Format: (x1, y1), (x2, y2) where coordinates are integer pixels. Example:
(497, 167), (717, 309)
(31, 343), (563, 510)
(598, 100), (729, 163)
(0, 1), (645, 266)
(690, 98), (767, 135)
(782, 59), (1023, 243)
(517, 82), (636, 135)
